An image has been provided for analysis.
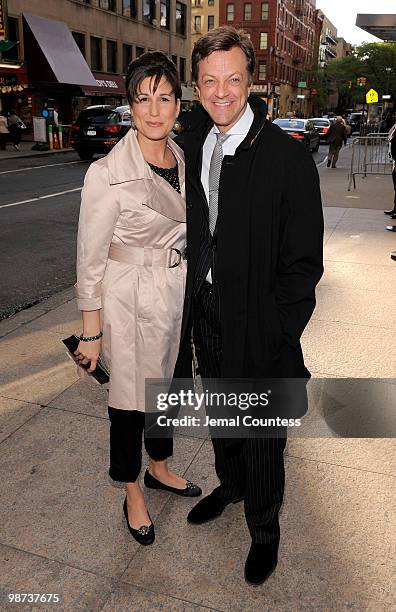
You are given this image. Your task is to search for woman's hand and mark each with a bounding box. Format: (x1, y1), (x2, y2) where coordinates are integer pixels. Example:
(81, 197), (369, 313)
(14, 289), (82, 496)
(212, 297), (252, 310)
(74, 339), (101, 373)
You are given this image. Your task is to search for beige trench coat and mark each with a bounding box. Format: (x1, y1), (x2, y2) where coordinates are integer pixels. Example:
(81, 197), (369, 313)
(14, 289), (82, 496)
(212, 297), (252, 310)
(75, 129), (186, 411)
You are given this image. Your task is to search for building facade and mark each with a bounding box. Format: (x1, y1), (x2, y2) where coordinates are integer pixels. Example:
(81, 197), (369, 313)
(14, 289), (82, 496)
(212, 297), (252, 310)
(0, 0), (191, 128)
(336, 37), (353, 60)
(218, 0), (319, 117)
(191, 0), (219, 53)
(317, 11), (337, 68)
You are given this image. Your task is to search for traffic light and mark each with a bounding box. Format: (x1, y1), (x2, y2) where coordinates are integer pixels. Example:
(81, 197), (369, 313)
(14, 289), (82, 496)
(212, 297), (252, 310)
(357, 77), (367, 87)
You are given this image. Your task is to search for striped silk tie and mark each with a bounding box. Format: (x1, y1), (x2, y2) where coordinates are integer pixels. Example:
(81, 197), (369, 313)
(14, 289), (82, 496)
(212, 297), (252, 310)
(208, 133), (230, 235)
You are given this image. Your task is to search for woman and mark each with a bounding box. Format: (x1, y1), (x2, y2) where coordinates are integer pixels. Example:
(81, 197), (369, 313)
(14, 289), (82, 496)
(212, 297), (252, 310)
(74, 52), (201, 546)
(385, 122), (396, 230)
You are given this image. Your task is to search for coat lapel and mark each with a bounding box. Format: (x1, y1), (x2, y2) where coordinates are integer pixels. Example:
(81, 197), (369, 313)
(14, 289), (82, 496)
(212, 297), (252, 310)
(107, 129), (185, 223)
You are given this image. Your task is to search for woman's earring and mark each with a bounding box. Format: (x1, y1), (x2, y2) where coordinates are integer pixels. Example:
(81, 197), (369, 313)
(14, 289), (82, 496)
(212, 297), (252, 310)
(131, 117), (136, 129)
(173, 120), (181, 133)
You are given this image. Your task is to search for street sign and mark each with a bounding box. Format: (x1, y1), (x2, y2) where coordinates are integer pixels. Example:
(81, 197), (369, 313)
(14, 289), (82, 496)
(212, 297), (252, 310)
(366, 88), (379, 104)
(311, 88), (318, 95)
(0, 0), (5, 39)
(382, 94), (391, 99)
(298, 81), (307, 88)
(297, 94), (305, 99)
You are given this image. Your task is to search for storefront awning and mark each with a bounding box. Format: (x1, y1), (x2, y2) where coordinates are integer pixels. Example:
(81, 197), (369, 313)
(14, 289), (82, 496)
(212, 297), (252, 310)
(81, 72), (126, 96)
(23, 13), (96, 86)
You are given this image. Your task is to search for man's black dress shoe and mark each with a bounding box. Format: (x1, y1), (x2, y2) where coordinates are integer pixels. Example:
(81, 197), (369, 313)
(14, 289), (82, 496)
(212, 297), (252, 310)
(187, 491), (243, 524)
(244, 542), (278, 586)
(144, 469), (202, 497)
(123, 498), (155, 545)
(384, 209), (396, 215)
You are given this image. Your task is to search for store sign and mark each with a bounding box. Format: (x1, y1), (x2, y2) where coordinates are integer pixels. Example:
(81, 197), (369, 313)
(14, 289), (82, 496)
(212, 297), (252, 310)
(298, 81), (307, 88)
(0, 73), (17, 86)
(95, 79), (119, 89)
(0, 0), (5, 39)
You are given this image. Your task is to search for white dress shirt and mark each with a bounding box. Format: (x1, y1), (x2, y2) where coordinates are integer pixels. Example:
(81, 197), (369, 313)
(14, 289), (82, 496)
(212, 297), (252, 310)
(201, 103), (254, 282)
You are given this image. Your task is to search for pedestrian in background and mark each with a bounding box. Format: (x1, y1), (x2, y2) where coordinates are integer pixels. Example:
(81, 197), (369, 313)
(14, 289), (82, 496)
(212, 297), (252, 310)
(0, 112), (9, 151)
(326, 116), (346, 168)
(74, 51), (201, 547)
(7, 110), (24, 151)
(385, 122), (396, 230)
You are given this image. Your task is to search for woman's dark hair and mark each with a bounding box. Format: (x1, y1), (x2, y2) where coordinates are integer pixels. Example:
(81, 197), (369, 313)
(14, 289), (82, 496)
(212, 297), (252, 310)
(192, 26), (255, 84)
(125, 51), (182, 105)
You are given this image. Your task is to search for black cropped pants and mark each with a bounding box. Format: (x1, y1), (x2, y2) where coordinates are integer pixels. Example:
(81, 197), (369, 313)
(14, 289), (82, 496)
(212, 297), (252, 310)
(108, 407), (173, 482)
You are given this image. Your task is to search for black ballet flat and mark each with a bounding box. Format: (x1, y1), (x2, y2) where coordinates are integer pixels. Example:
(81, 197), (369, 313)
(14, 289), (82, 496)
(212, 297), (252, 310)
(144, 469), (202, 497)
(123, 497), (155, 545)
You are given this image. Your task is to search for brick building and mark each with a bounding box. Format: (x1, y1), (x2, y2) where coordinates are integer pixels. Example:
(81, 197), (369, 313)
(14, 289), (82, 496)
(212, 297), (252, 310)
(218, 0), (320, 117)
(0, 0), (191, 127)
(191, 0), (219, 54)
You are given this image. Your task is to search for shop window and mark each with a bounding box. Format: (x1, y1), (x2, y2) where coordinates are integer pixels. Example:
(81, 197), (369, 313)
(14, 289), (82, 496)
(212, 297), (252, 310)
(143, 0), (156, 25)
(226, 4), (234, 22)
(179, 57), (186, 82)
(1, 17), (20, 61)
(90, 36), (102, 71)
(244, 3), (252, 21)
(208, 15), (215, 30)
(259, 32), (268, 49)
(72, 32), (86, 58)
(160, 0), (170, 29)
(122, 44), (132, 73)
(176, 2), (186, 35)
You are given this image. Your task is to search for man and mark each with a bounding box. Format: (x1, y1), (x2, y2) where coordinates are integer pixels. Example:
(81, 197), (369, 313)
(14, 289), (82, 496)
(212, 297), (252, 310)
(174, 27), (323, 585)
(326, 116), (347, 168)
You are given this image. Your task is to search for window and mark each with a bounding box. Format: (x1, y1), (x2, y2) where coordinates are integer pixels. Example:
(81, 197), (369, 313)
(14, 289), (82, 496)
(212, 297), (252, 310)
(72, 32), (86, 58)
(90, 36), (102, 71)
(261, 2), (268, 20)
(194, 16), (201, 32)
(194, 0), (202, 5)
(160, 0), (170, 28)
(226, 3), (234, 21)
(107, 40), (117, 72)
(258, 62), (266, 81)
(179, 57), (186, 81)
(208, 0), (214, 5)
(122, 0), (137, 18)
(244, 3), (251, 20)
(136, 46), (145, 57)
(122, 44), (132, 73)
(176, 2), (186, 35)
(143, 0), (156, 25)
(99, 0), (117, 10)
(259, 32), (268, 49)
(208, 15), (215, 30)
(1, 17), (20, 61)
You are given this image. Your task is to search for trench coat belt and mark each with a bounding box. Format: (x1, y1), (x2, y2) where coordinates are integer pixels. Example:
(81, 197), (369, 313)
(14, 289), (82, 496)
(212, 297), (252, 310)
(108, 243), (183, 268)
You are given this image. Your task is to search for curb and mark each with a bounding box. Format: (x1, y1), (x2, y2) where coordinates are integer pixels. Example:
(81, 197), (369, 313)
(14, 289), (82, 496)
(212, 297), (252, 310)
(0, 148), (74, 161)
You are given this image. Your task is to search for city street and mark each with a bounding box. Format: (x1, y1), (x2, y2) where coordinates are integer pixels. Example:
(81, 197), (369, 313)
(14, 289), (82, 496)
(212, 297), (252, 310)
(0, 146), (329, 319)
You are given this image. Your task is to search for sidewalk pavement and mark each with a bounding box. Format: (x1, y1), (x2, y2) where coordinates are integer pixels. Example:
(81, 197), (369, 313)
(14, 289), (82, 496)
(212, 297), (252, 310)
(0, 141), (73, 160)
(0, 145), (395, 611)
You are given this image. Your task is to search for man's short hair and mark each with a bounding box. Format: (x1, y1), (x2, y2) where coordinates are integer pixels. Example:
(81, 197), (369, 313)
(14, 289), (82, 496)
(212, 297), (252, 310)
(125, 51), (182, 105)
(191, 26), (255, 84)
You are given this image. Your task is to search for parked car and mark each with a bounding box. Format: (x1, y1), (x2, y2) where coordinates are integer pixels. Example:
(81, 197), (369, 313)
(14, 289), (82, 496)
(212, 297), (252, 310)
(273, 118), (320, 152)
(309, 117), (332, 141)
(70, 105), (131, 160)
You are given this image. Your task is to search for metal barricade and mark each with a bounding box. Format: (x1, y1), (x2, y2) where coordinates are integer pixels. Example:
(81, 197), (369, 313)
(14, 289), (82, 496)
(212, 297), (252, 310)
(348, 133), (392, 190)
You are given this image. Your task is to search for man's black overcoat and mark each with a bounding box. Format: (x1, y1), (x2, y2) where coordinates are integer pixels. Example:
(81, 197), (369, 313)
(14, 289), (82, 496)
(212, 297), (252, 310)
(174, 95), (324, 382)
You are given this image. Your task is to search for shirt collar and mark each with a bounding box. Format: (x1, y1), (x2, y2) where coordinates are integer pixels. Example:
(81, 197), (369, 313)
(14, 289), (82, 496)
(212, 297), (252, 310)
(211, 103), (254, 137)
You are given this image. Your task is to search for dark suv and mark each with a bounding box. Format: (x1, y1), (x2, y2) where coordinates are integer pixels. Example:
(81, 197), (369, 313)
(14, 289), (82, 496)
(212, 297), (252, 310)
(70, 105), (131, 160)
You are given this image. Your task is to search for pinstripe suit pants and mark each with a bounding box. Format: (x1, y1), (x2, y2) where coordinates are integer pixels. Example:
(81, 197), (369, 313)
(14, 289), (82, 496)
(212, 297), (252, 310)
(193, 281), (286, 545)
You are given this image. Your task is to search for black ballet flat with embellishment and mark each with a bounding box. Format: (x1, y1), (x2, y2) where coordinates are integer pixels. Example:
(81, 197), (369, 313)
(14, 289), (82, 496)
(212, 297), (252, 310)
(144, 469), (202, 497)
(123, 497), (155, 545)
